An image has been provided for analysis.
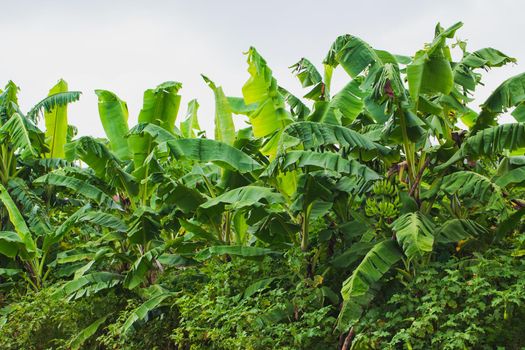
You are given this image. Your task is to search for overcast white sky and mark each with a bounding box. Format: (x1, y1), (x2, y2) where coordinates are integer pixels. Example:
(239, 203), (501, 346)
(1, 0), (523, 137)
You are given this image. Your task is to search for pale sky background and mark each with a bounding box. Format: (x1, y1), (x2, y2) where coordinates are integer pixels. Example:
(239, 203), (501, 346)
(1, 0), (522, 137)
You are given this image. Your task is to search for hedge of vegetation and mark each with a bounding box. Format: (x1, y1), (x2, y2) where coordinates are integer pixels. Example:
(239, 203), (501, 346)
(0, 21), (524, 349)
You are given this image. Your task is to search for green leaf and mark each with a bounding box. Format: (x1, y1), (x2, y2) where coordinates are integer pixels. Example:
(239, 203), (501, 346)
(0, 183), (37, 257)
(453, 48), (516, 92)
(165, 138), (262, 173)
(290, 58), (322, 88)
(180, 99), (201, 138)
(27, 90), (81, 123)
(130, 82), (182, 171)
(241, 47), (293, 140)
(44, 79), (70, 158)
(283, 121), (390, 157)
(436, 123), (525, 170)
(338, 240), (402, 329)
(472, 73), (525, 131)
(203, 75), (235, 145)
(195, 245), (280, 261)
(137, 81), (182, 131)
(440, 171), (505, 210)
(407, 52), (453, 102)
(200, 186), (284, 213)
(392, 212), (435, 259)
(265, 150), (380, 182)
(324, 35), (380, 77)
(0, 231), (24, 258)
(0, 113), (39, 157)
(436, 219), (488, 243)
(243, 277), (275, 298)
(124, 246), (166, 289)
(54, 272), (122, 300)
(407, 22), (462, 102)
(495, 166), (525, 187)
(308, 80), (365, 125)
(69, 315), (109, 350)
(74, 137), (139, 196)
(95, 89), (131, 160)
(34, 172), (119, 209)
(121, 292), (171, 334)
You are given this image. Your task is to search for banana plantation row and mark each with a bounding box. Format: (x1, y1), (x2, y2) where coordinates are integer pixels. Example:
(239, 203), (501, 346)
(0, 22), (525, 349)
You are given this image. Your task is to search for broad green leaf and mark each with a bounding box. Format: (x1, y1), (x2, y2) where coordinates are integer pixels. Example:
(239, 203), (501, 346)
(440, 171), (505, 210)
(0, 231), (24, 258)
(121, 292), (171, 334)
(338, 240), (402, 329)
(241, 47), (293, 142)
(472, 73), (525, 131)
(44, 79), (69, 158)
(165, 138), (262, 173)
(0, 184), (37, 256)
(392, 212), (435, 259)
(0, 113), (38, 157)
(69, 315), (109, 350)
(34, 172), (119, 209)
(195, 245), (280, 261)
(137, 81), (182, 131)
(283, 121), (391, 157)
(308, 80), (365, 125)
(324, 35), (380, 77)
(203, 75), (235, 145)
(495, 166), (525, 187)
(180, 99), (201, 138)
(436, 219), (488, 243)
(54, 272), (122, 300)
(436, 123), (525, 170)
(95, 89), (131, 160)
(407, 22), (462, 102)
(75, 137), (139, 196)
(200, 186), (284, 213)
(130, 82), (182, 171)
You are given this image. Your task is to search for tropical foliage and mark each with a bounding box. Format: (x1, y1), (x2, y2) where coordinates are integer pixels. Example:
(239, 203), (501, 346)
(0, 22), (525, 349)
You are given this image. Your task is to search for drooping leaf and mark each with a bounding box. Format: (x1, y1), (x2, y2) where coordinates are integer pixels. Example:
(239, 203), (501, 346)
(472, 73), (525, 131)
(0, 183), (37, 257)
(165, 138), (263, 173)
(266, 150), (380, 182)
(195, 245), (280, 261)
(392, 212), (435, 259)
(54, 272), (122, 300)
(324, 35), (381, 77)
(241, 47), (293, 141)
(121, 292), (171, 334)
(0, 113), (39, 157)
(308, 79), (366, 125)
(34, 172), (119, 209)
(69, 315), (109, 350)
(435, 219), (488, 243)
(282, 121), (390, 157)
(27, 90), (81, 123)
(200, 186), (284, 213)
(440, 171), (505, 210)
(338, 240), (402, 329)
(436, 123), (525, 170)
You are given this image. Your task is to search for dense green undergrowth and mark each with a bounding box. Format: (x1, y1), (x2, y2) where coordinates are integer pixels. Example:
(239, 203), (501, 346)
(0, 21), (525, 349)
